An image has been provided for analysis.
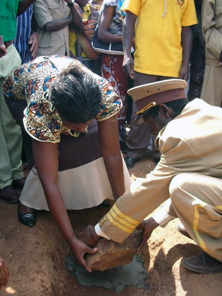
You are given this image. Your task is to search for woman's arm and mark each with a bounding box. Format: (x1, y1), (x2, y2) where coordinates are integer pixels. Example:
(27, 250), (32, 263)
(32, 140), (96, 271)
(97, 6), (122, 43)
(98, 115), (125, 200)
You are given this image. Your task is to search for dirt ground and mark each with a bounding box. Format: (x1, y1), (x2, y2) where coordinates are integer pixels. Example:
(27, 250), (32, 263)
(1, 157), (222, 296)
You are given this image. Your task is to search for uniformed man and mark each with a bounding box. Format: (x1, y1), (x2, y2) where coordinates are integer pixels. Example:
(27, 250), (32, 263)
(79, 79), (222, 274)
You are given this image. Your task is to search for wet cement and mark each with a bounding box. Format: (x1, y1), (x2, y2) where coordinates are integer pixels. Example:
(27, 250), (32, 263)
(65, 255), (149, 293)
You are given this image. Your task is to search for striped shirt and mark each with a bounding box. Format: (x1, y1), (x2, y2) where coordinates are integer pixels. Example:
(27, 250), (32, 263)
(14, 5), (33, 64)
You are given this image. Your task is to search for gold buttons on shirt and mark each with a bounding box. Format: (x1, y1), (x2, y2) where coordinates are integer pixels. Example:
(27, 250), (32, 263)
(99, 216), (107, 226)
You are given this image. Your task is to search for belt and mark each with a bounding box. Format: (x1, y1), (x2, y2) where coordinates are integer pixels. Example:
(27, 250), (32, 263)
(4, 40), (13, 48)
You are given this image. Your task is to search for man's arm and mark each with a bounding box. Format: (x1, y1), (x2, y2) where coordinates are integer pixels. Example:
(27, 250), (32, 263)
(180, 26), (193, 81)
(202, 0), (222, 62)
(122, 11), (137, 79)
(65, 0), (83, 32)
(43, 17), (73, 32)
(78, 200), (176, 248)
(34, 0), (82, 32)
(17, 0), (36, 16)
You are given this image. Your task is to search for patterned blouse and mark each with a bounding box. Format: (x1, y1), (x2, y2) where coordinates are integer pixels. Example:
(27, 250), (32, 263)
(3, 55), (122, 143)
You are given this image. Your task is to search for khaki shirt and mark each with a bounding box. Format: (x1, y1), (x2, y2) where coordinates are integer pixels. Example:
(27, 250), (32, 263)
(202, 0), (222, 65)
(99, 99), (222, 242)
(33, 0), (70, 56)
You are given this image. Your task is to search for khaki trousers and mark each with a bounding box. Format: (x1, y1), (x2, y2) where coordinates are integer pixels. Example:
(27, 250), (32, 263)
(170, 173), (222, 261)
(126, 72), (174, 158)
(201, 64), (222, 107)
(0, 45), (23, 189)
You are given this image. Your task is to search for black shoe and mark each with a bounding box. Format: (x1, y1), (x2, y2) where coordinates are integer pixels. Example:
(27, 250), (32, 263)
(182, 252), (222, 274)
(18, 207), (36, 228)
(13, 178), (26, 190)
(0, 185), (19, 204)
(124, 156), (141, 168)
(153, 157), (160, 164)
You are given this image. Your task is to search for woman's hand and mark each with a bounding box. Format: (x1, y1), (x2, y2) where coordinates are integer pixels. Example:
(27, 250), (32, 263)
(0, 258), (9, 290)
(69, 236), (97, 272)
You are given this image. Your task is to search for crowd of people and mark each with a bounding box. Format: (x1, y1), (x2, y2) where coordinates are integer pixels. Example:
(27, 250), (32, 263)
(1, 0), (222, 290)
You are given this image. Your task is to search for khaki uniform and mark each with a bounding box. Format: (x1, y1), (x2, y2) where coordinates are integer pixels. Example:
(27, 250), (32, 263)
(201, 0), (222, 106)
(34, 0), (70, 56)
(100, 99), (222, 261)
(0, 45), (23, 189)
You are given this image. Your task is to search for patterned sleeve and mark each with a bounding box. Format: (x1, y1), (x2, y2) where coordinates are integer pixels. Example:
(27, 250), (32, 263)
(4, 57), (63, 143)
(95, 76), (123, 121)
(23, 98), (62, 143)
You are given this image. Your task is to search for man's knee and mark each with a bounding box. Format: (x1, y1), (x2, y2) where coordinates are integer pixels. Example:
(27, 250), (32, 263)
(169, 173), (192, 202)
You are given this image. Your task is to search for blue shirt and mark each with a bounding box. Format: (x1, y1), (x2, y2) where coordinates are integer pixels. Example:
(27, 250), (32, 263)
(14, 5), (33, 63)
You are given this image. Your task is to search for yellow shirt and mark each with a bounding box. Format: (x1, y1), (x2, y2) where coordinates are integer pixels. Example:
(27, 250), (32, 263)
(122, 0), (197, 77)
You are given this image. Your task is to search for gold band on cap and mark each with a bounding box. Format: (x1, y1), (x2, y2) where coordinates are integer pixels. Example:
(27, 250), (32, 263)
(136, 101), (157, 116)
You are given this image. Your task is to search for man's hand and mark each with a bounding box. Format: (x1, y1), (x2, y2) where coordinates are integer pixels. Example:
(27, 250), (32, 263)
(28, 32), (39, 58)
(0, 36), (7, 58)
(179, 63), (189, 81)
(77, 225), (100, 247)
(137, 217), (159, 251)
(69, 236), (97, 272)
(0, 258), (9, 290)
(123, 54), (134, 79)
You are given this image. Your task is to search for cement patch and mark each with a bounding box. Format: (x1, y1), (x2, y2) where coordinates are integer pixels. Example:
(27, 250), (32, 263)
(65, 255), (149, 293)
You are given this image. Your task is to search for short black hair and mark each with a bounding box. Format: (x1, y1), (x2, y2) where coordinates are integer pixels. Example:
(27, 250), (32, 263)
(51, 64), (102, 123)
(145, 98), (189, 119)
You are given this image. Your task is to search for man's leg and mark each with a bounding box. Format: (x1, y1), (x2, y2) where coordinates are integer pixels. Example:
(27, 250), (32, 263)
(0, 45), (23, 202)
(170, 173), (222, 273)
(125, 74), (175, 168)
(125, 73), (157, 168)
(201, 65), (222, 107)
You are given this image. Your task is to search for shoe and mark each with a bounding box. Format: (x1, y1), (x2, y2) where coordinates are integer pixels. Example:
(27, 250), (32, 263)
(182, 252), (222, 274)
(176, 222), (191, 239)
(153, 157), (160, 164)
(144, 149), (153, 158)
(18, 204), (36, 227)
(0, 185), (19, 204)
(13, 178), (26, 190)
(124, 156), (141, 168)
